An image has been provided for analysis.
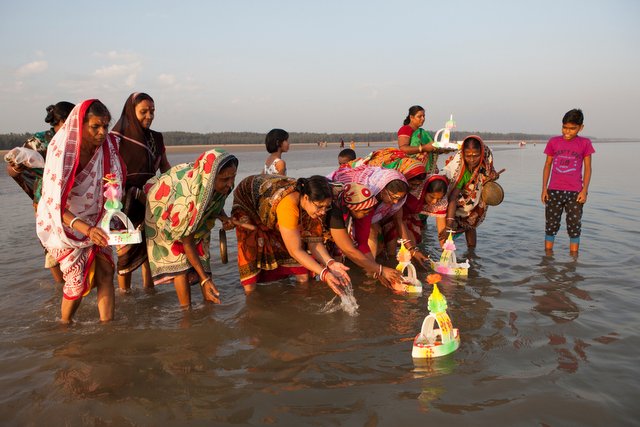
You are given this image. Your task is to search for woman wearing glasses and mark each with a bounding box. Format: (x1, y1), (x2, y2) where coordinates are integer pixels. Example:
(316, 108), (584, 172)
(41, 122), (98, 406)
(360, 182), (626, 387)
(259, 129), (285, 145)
(232, 175), (351, 296)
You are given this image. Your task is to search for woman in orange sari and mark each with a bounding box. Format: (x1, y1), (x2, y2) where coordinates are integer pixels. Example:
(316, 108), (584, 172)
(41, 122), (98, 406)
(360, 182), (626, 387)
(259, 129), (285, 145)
(232, 175), (350, 296)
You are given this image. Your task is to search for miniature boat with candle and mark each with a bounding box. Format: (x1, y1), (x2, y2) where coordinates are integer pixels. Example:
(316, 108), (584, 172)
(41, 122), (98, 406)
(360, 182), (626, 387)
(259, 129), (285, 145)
(393, 240), (422, 294)
(412, 274), (460, 358)
(430, 231), (469, 277)
(99, 174), (142, 245)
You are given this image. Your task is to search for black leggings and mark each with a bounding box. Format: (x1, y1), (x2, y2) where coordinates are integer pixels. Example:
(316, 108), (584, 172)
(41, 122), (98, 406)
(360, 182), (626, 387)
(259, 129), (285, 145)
(545, 190), (583, 239)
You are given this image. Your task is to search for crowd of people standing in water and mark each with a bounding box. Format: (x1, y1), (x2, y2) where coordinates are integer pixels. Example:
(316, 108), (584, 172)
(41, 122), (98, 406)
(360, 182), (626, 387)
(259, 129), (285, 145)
(6, 98), (593, 324)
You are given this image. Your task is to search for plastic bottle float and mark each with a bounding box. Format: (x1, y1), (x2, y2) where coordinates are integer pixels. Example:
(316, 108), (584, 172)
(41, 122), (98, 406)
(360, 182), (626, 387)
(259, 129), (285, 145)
(393, 240), (422, 293)
(99, 174), (142, 245)
(412, 274), (460, 358)
(432, 114), (461, 150)
(430, 231), (469, 277)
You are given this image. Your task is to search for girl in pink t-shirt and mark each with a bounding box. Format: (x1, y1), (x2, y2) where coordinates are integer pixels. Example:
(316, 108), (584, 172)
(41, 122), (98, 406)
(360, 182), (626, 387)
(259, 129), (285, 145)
(541, 109), (595, 255)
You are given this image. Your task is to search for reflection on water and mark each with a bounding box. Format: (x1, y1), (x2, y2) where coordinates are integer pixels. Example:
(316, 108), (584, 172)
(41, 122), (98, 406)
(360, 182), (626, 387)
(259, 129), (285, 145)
(1, 142), (639, 424)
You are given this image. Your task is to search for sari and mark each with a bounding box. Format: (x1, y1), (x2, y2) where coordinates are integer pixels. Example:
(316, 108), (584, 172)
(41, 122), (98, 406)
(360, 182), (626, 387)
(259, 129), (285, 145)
(36, 100), (124, 299)
(144, 149), (236, 284)
(111, 93), (167, 275)
(328, 165), (407, 224)
(443, 135), (497, 231)
(359, 148), (426, 181)
(383, 174), (449, 244)
(410, 128), (439, 174)
(231, 175), (322, 286)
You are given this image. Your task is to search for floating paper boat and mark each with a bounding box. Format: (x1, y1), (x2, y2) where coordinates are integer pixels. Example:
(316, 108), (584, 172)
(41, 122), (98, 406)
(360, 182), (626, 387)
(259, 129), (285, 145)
(412, 274), (460, 358)
(430, 231), (469, 277)
(99, 174), (142, 245)
(394, 240), (422, 294)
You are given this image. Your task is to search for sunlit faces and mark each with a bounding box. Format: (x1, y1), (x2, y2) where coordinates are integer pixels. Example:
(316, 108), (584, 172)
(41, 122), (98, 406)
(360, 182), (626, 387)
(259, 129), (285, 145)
(410, 110), (426, 128)
(463, 147), (482, 170)
(82, 115), (110, 148)
(338, 156), (351, 166)
(425, 191), (445, 206)
(561, 123), (583, 140)
(214, 164), (237, 195)
(380, 188), (406, 205)
(303, 195), (332, 219)
(135, 100), (155, 129)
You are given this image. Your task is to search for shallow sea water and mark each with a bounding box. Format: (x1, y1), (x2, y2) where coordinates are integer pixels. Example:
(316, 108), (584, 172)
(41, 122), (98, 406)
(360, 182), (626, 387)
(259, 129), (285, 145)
(0, 141), (639, 426)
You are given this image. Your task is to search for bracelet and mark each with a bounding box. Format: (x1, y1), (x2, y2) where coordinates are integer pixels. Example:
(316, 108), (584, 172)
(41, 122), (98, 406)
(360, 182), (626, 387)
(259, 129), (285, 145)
(69, 217), (81, 230)
(418, 145), (423, 153)
(446, 217), (455, 221)
(375, 264), (383, 279)
(11, 165), (21, 174)
(326, 258), (335, 268)
(316, 267), (328, 282)
(200, 277), (211, 287)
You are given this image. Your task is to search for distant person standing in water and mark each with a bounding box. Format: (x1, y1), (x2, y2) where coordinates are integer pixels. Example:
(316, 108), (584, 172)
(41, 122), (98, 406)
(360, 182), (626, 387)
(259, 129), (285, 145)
(541, 109), (594, 255)
(263, 128), (289, 175)
(111, 92), (171, 292)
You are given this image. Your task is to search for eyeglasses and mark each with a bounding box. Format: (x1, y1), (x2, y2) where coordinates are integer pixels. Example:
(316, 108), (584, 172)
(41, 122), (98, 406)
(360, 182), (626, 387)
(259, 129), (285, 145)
(311, 200), (331, 214)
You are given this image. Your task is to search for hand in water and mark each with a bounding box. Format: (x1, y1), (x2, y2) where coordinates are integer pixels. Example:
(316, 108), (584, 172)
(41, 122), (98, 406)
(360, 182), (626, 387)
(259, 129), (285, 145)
(380, 266), (403, 288)
(412, 250), (430, 267)
(327, 261), (351, 286)
(201, 278), (221, 304)
(324, 272), (346, 296)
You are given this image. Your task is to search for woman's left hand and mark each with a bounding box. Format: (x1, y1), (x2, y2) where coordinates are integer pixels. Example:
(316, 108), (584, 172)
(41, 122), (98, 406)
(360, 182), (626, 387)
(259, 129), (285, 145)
(412, 250), (430, 267)
(201, 277), (221, 304)
(327, 260), (351, 286)
(89, 226), (109, 247)
(324, 272), (347, 296)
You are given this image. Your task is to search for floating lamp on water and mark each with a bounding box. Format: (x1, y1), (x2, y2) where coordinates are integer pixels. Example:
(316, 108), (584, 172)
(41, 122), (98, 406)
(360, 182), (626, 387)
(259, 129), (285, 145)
(393, 240), (422, 294)
(430, 231), (469, 277)
(412, 274), (460, 358)
(99, 174), (142, 245)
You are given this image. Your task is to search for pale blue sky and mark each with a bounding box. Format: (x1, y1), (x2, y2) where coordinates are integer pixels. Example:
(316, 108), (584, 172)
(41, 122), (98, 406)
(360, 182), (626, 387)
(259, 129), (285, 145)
(1, 0), (638, 138)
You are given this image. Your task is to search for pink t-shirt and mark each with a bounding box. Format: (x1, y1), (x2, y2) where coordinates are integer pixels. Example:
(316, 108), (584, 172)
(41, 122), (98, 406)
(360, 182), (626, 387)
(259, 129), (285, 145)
(544, 135), (595, 192)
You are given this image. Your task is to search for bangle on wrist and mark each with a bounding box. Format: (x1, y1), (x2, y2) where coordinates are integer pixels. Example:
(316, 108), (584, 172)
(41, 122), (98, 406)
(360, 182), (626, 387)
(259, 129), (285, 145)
(326, 258), (335, 268)
(200, 277), (211, 287)
(418, 145), (423, 153)
(316, 267), (328, 281)
(69, 217), (81, 230)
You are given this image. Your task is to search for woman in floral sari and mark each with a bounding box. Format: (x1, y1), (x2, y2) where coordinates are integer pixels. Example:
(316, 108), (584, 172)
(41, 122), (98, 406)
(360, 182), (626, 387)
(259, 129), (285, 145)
(231, 175), (350, 296)
(443, 135), (502, 248)
(36, 100), (124, 323)
(144, 149), (238, 307)
(111, 92), (171, 292)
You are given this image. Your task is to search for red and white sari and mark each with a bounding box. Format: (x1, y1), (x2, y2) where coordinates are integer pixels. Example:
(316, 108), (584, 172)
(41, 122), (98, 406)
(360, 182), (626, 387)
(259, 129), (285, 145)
(36, 100), (124, 299)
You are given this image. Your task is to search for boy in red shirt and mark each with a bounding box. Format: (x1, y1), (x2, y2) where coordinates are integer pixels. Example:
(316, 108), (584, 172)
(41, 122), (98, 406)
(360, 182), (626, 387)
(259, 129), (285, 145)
(541, 109), (594, 255)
